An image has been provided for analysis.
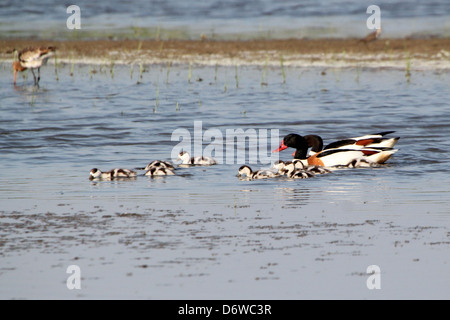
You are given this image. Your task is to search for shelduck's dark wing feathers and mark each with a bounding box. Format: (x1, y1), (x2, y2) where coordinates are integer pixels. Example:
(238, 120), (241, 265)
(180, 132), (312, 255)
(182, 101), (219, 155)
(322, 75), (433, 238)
(372, 131), (395, 136)
(323, 139), (356, 150)
(316, 148), (356, 158)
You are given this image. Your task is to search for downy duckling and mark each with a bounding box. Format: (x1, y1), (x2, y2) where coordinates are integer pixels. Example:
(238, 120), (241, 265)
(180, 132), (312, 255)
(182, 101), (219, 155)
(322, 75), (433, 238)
(145, 167), (176, 176)
(283, 163), (315, 179)
(144, 160), (175, 171)
(177, 151), (217, 166)
(238, 165), (279, 180)
(89, 168), (137, 180)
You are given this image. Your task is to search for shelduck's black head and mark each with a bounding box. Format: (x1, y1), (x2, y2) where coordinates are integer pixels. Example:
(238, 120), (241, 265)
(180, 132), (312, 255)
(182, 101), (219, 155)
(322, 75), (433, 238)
(304, 135), (324, 153)
(272, 134), (308, 159)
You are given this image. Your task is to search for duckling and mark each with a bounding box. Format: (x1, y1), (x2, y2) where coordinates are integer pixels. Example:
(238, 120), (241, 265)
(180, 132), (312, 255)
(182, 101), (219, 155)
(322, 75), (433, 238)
(272, 160), (288, 171)
(283, 163), (315, 179)
(238, 165), (279, 180)
(145, 167), (176, 176)
(144, 160), (175, 171)
(177, 151), (217, 165)
(89, 168), (137, 180)
(272, 160), (294, 172)
(291, 159), (332, 174)
(274, 160), (302, 175)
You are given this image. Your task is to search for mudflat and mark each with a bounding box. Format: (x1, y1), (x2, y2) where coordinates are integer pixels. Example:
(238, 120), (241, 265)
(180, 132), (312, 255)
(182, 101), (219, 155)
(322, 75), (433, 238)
(2, 38), (450, 68)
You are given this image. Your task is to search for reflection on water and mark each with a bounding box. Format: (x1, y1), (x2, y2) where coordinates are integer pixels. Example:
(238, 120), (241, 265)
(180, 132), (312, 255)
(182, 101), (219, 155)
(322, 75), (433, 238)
(275, 186), (311, 209)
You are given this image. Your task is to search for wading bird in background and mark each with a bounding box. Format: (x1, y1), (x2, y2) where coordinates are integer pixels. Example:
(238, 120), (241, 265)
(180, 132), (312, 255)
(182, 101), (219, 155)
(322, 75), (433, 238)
(360, 27), (382, 45)
(11, 46), (56, 86)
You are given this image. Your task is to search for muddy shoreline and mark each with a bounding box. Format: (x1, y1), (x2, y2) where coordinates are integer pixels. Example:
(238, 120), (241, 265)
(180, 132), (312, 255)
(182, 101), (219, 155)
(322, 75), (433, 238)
(1, 38), (450, 69)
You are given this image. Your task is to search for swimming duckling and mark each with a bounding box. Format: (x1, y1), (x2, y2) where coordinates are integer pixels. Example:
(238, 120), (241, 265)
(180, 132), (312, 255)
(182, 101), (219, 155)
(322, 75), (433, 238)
(238, 165), (279, 180)
(89, 168), (137, 180)
(283, 163), (315, 179)
(144, 167), (176, 176)
(292, 159), (332, 174)
(177, 151), (217, 166)
(144, 160), (175, 171)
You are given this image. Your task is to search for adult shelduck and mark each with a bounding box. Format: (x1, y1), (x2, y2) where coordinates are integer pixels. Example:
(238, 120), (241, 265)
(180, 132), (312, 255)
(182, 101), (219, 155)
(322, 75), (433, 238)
(12, 46), (56, 86)
(304, 132), (399, 165)
(273, 133), (398, 167)
(89, 168), (137, 180)
(177, 151), (217, 166)
(304, 131), (400, 156)
(238, 165), (279, 180)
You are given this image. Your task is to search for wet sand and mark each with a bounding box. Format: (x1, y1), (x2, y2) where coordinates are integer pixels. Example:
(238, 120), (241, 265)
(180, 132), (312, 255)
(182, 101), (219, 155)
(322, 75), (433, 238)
(1, 38), (450, 69)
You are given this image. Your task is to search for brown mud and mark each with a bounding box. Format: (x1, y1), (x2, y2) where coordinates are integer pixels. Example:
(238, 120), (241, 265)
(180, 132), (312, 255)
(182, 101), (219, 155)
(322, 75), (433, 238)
(1, 38), (450, 68)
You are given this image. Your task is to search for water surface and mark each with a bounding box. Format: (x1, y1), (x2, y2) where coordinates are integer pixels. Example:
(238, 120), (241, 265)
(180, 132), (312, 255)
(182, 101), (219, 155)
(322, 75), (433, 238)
(1, 0), (449, 39)
(0, 62), (449, 299)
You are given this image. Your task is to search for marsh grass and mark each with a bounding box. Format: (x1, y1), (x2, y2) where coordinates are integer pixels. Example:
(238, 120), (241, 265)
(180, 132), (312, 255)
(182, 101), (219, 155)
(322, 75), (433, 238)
(214, 63), (218, 82)
(188, 61), (192, 83)
(383, 40), (391, 54)
(224, 68), (228, 93)
(333, 68), (341, 83)
(405, 53), (411, 82)
(110, 60), (115, 79)
(156, 25), (161, 40)
(89, 65), (98, 80)
(70, 56), (74, 77)
(154, 77), (160, 112)
(30, 86), (37, 106)
(166, 61), (172, 84)
(261, 56), (269, 86)
(54, 54), (59, 81)
(280, 55), (286, 84)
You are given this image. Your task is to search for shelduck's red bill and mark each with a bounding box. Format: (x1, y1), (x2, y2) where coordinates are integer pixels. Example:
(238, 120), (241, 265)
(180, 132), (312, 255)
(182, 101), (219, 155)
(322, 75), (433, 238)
(273, 140), (288, 153)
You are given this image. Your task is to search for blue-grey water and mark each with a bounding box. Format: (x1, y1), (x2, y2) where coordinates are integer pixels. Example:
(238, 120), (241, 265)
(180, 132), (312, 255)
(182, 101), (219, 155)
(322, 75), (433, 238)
(1, 0), (449, 39)
(0, 61), (449, 299)
(0, 0), (450, 300)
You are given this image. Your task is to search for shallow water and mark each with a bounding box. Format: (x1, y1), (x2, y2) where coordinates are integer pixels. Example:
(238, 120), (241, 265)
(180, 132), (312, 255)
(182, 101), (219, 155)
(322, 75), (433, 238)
(0, 62), (449, 299)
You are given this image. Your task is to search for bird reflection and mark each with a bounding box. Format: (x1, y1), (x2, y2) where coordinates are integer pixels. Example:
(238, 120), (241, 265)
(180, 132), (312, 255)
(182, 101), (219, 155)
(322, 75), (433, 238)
(275, 186), (311, 209)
